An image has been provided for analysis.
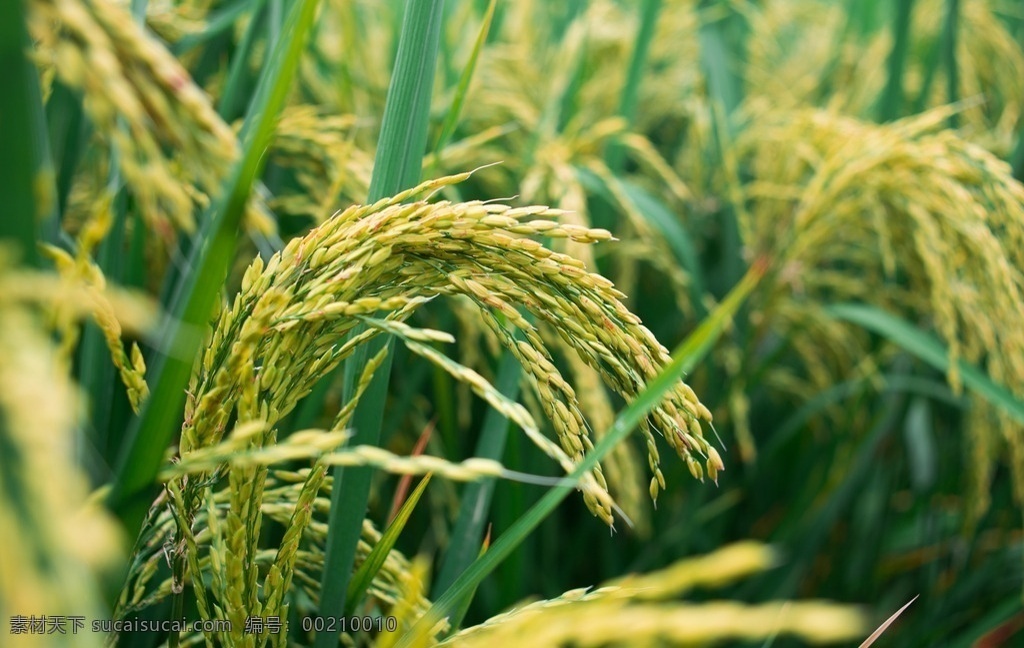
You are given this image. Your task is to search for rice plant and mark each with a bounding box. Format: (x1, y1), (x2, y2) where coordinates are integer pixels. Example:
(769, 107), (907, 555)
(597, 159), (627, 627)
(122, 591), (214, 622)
(4, 0), (1024, 646)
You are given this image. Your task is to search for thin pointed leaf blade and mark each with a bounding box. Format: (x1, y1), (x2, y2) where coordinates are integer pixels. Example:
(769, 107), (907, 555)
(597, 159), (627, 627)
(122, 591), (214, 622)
(828, 303), (1024, 424)
(345, 474), (433, 616)
(315, 2), (446, 644)
(108, 0), (323, 537)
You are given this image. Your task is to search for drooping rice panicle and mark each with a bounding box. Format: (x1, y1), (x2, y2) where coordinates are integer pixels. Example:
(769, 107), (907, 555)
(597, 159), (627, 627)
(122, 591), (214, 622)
(741, 107), (1024, 522)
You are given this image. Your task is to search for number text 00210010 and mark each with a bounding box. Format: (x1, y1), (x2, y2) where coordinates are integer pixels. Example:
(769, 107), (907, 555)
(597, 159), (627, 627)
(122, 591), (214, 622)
(300, 616), (398, 634)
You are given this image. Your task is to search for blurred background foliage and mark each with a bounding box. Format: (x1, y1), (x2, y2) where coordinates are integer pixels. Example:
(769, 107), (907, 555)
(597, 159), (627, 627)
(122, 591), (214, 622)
(5, 0), (1024, 646)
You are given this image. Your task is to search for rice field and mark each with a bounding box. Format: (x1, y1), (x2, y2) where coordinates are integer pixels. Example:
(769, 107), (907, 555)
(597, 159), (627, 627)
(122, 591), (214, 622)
(3, 0), (1024, 646)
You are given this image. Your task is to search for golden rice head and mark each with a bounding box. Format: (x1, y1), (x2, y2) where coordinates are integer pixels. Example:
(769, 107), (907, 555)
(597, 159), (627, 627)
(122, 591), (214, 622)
(179, 172), (712, 520)
(439, 3), (702, 500)
(41, 196), (153, 411)
(134, 172), (717, 642)
(743, 0), (851, 114)
(443, 542), (866, 647)
(740, 107), (1024, 519)
(907, 0), (1024, 154)
(0, 257), (124, 648)
(28, 0), (271, 240)
(268, 106), (373, 222)
(743, 0), (1024, 153)
(124, 468), (442, 645)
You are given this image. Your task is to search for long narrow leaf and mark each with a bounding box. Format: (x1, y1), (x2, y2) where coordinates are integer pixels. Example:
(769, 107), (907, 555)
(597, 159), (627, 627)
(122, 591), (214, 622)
(0, 0), (52, 268)
(576, 167), (706, 316)
(108, 0), (323, 538)
(878, 0), (915, 122)
(218, 0), (270, 120)
(431, 0), (495, 159)
(828, 303), (1024, 424)
(606, 0), (661, 171)
(314, 2), (446, 644)
(942, 0), (960, 119)
(447, 529), (491, 632)
(698, 7), (742, 123)
(432, 350), (521, 600)
(345, 474), (433, 616)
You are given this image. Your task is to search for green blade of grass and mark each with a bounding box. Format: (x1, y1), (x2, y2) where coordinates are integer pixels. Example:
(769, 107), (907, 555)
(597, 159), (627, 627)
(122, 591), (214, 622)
(912, 0), (959, 123)
(367, 0), (447, 201)
(447, 531), (491, 632)
(698, 5), (743, 124)
(432, 349), (521, 602)
(619, 0), (661, 126)
(45, 80), (88, 230)
(524, 13), (588, 168)
(431, 0), (495, 161)
(844, 0), (886, 39)
(345, 474), (432, 616)
(218, 0), (270, 121)
(878, 0), (915, 122)
(267, 0), (284, 52)
(696, 4), (746, 298)
(606, 0), (661, 172)
(108, 0), (322, 539)
(0, 0), (53, 268)
(397, 260), (767, 646)
(1014, 120), (1024, 181)
(827, 303), (1024, 424)
(314, 2), (446, 644)
(762, 364), (909, 599)
(942, 0), (960, 119)
(761, 373), (963, 465)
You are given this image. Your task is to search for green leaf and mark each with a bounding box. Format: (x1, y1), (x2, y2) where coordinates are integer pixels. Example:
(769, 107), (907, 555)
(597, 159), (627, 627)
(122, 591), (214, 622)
(698, 6), (743, 123)
(878, 0), (915, 122)
(432, 348), (521, 613)
(903, 397), (937, 492)
(431, 0), (495, 161)
(315, 2), (446, 645)
(448, 533), (490, 633)
(761, 373), (963, 464)
(941, 0), (960, 125)
(108, 0), (323, 539)
(827, 303), (1024, 424)
(397, 260), (767, 647)
(345, 474), (432, 616)
(367, 0), (448, 201)
(0, 0), (54, 268)
(607, 0), (661, 171)
(218, 0), (270, 121)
